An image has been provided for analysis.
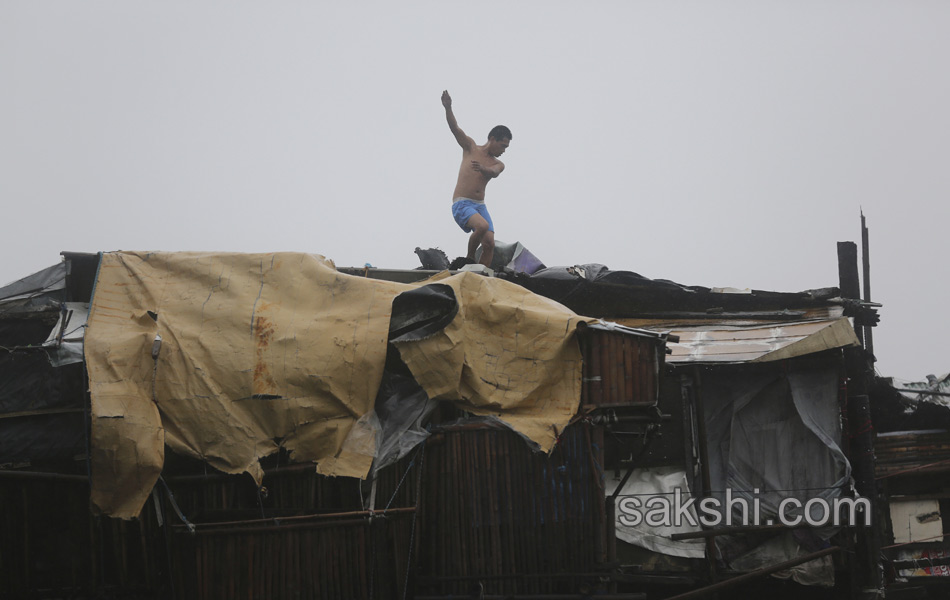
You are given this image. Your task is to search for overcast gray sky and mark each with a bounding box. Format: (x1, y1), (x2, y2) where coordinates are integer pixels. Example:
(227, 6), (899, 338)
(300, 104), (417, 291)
(2, 2), (947, 381)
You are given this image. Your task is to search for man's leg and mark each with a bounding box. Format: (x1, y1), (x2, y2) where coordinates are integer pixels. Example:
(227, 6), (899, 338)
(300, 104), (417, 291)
(479, 230), (495, 268)
(466, 214), (491, 261)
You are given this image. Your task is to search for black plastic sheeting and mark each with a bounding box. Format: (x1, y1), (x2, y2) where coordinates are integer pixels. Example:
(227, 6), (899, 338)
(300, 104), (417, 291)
(0, 358), (86, 463)
(0, 412), (86, 464)
(389, 284), (458, 342)
(414, 247), (450, 271)
(0, 261), (86, 464)
(0, 263), (66, 301)
(870, 376), (950, 432)
(508, 263), (842, 318)
(368, 284), (459, 477)
(0, 317), (57, 347)
(370, 372), (436, 476)
(529, 263), (693, 289)
(0, 354), (83, 414)
(0, 263), (66, 314)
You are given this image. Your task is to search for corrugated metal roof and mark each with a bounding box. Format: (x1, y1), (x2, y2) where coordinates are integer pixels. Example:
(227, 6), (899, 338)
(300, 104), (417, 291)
(611, 305), (846, 330)
(633, 317), (860, 364)
(892, 373), (950, 409)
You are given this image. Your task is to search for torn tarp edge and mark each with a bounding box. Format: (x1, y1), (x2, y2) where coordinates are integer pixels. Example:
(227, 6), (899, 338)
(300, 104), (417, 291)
(389, 284), (458, 342)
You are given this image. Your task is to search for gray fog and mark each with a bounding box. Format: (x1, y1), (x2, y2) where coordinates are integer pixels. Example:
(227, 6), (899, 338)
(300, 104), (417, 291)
(2, 2), (947, 381)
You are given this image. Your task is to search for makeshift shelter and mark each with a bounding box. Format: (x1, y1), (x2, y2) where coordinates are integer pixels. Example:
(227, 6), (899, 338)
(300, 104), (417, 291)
(0, 251), (668, 599)
(1, 243), (889, 599)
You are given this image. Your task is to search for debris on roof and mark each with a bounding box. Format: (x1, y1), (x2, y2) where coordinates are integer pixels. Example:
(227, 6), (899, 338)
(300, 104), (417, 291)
(417, 239), (546, 275)
(413, 246), (449, 270)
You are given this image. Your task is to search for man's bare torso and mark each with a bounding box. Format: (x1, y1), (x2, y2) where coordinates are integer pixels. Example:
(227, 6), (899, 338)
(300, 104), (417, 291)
(452, 144), (503, 202)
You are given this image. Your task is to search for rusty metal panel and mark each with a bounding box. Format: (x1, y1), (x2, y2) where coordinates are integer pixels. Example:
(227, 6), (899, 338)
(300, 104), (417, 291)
(580, 327), (662, 408)
(610, 305), (847, 330)
(874, 430), (950, 479)
(415, 424), (607, 597)
(159, 458), (417, 600)
(169, 512), (414, 600)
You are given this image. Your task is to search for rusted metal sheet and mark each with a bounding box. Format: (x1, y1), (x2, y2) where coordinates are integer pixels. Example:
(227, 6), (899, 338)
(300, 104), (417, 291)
(160, 461), (418, 600)
(138, 454), (422, 600)
(579, 324), (664, 408)
(611, 305), (846, 330)
(652, 318), (859, 364)
(169, 512), (415, 600)
(874, 430), (950, 478)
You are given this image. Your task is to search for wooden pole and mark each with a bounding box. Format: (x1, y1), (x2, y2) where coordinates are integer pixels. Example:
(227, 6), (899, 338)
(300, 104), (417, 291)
(841, 237), (882, 593)
(861, 211), (874, 359)
(837, 241), (864, 346)
(690, 367), (718, 584)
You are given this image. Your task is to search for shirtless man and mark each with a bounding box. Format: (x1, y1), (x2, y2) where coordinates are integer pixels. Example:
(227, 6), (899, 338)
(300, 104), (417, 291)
(442, 90), (511, 268)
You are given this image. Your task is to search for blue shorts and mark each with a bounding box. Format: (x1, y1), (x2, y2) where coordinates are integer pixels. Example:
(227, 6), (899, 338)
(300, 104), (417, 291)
(451, 198), (494, 233)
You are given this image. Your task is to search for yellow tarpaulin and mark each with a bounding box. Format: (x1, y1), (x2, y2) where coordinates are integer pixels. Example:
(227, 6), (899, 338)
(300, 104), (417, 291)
(392, 272), (587, 450)
(85, 252), (588, 519)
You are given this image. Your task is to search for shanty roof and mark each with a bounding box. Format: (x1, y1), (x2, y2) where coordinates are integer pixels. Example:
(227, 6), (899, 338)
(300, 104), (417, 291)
(0, 262), (66, 313)
(340, 241), (879, 366)
(890, 373), (950, 410)
(613, 317), (860, 364)
(352, 242), (881, 335)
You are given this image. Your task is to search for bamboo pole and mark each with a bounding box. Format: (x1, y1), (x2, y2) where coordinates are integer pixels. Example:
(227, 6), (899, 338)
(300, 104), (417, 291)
(599, 331), (612, 405)
(587, 330), (604, 405)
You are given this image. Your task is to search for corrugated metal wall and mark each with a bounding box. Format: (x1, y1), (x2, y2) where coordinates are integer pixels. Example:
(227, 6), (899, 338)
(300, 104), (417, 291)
(414, 423), (608, 597)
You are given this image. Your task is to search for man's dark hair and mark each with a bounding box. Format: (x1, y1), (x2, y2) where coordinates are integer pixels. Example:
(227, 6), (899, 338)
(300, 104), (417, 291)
(488, 125), (512, 141)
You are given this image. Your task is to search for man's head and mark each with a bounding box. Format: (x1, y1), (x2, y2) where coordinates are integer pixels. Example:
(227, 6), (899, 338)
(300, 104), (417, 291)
(487, 125), (512, 157)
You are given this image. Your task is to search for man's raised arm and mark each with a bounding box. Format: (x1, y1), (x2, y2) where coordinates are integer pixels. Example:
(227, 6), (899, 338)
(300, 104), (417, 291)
(442, 90), (474, 151)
